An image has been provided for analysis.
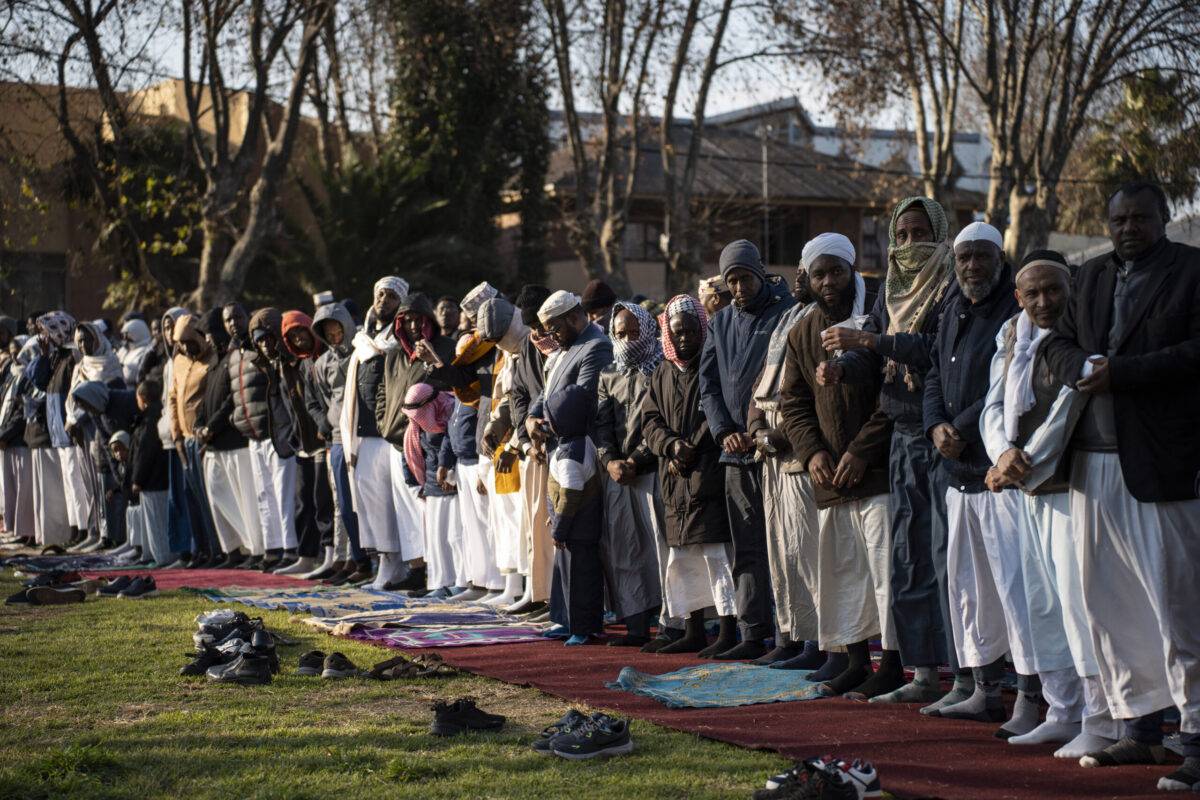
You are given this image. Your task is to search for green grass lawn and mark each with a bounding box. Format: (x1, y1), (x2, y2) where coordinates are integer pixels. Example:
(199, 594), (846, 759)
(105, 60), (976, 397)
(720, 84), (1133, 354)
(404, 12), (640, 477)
(0, 574), (785, 800)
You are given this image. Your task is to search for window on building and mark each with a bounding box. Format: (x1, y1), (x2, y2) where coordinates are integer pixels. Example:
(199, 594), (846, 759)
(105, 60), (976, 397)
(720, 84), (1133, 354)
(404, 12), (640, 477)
(622, 221), (663, 262)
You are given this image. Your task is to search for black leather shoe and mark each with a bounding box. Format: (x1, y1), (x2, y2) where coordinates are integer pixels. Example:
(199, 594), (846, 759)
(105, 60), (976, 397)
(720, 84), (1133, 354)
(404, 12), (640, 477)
(207, 653), (272, 685)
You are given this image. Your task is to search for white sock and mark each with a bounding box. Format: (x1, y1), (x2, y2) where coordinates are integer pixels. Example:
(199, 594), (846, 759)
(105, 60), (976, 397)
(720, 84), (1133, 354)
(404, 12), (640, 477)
(1000, 690), (1042, 735)
(1009, 720), (1081, 745)
(1054, 732), (1117, 759)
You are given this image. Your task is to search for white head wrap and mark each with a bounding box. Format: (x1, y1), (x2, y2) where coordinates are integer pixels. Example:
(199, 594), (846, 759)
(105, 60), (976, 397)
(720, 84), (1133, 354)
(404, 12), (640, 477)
(801, 232), (856, 271)
(460, 282), (499, 317)
(953, 221), (1004, 250)
(537, 290), (582, 324)
(373, 276), (409, 300)
(697, 275), (728, 298)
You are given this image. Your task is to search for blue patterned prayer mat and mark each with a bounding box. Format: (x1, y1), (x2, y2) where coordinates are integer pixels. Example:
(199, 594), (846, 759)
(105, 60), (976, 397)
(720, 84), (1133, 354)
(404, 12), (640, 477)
(301, 607), (508, 631)
(194, 586), (415, 617)
(606, 663), (827, 708)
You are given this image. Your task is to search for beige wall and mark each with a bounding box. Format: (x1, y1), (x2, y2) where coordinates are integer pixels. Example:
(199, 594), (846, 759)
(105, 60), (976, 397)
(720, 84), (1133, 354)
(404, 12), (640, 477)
(545, 259), (669, 301)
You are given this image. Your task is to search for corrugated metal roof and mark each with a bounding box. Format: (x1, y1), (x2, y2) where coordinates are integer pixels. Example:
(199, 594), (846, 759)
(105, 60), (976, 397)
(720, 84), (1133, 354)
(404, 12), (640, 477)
(546, 125), (954, 206)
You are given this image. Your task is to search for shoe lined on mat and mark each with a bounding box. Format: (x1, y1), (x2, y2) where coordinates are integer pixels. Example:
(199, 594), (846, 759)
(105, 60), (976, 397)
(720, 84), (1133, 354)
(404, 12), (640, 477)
(531, 709), (588, 755)
(429, 698), (506, 737)
(206, 653), (273, 685)
(321, 652), (361, 679)
(549, 714), (633, 760)
(117, 576), (158, 599)
(296, 650), (326, 677)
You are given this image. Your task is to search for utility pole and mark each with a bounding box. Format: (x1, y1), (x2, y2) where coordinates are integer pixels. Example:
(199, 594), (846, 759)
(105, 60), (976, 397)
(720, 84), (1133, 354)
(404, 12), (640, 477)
(757, 123), (772, 266)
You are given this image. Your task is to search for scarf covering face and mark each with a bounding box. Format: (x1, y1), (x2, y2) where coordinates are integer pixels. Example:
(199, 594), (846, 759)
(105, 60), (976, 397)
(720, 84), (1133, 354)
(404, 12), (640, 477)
(401, 382), (455, 485)
(530, 329), (560, 356)
(73, 321), (123, 384)
(119, 319), (153, 380)
(609, 300), (662, 376)
(658, 294), (708, 370)
(883, 197), (954, 388)
(37, 311), (76, 348)
(1003, 311), (1053, 443)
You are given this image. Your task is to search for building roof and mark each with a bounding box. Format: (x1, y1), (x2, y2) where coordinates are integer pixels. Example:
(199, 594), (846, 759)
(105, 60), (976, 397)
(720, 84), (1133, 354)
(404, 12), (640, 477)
(546, 122), (979, 209)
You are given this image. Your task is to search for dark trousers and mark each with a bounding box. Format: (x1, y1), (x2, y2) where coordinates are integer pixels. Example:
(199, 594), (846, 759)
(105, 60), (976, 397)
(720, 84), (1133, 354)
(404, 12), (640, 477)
(105, 489), (127, 545)
(183, 439), (220, 555)
(725, 463), (773, 641)
(295, 454), (333, 558)
(1129, 710), (1200, 757)
(166, 448), (192, 554)
(888, 425), (955, 669)
(549, 540), (604, 636)
(328, 444), (364, 563)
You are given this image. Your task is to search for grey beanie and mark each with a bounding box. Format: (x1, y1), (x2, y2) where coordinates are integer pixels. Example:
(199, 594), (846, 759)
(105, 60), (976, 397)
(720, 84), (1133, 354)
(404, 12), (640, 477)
(719, 239), (766, 282)
(477, 297), (516, 341)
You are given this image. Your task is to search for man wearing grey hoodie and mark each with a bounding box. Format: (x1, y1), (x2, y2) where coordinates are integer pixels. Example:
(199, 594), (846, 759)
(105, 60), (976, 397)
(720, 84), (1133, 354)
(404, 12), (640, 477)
(309, 302), (368, 583)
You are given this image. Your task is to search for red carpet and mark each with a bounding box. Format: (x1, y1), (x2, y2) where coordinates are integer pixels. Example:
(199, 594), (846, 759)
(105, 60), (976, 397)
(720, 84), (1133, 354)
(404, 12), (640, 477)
(80, 567), (316, 591)
(412, 639), (1168, 800)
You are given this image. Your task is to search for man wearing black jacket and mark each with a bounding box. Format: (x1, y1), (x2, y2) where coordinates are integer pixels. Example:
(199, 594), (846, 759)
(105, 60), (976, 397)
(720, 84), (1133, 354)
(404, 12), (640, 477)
(194, 306), (256, 568)
(922, 222), (1021, 727)
(1042, 182), (1200, 791)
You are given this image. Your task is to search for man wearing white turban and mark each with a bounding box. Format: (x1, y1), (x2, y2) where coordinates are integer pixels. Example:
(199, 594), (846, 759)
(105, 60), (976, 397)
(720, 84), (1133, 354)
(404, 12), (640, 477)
(923, 221), (1029, 729)
(780, 234), (905, 697)
(339, 275), (413, 589)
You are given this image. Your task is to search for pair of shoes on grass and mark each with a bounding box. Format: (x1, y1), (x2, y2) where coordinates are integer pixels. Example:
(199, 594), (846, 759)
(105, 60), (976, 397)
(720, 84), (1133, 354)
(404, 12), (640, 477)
(96, 575), (158, 599)
(429, 698), (506, 737)
(756, 755), (881, 799)
(199, 631), (279, 685)
(530, 709), (634, 760)
(296, 650), (362, 679)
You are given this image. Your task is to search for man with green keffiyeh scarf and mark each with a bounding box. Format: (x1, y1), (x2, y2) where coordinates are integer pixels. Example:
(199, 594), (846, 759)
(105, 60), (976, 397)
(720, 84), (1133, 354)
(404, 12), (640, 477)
(817, 197), (969, 708)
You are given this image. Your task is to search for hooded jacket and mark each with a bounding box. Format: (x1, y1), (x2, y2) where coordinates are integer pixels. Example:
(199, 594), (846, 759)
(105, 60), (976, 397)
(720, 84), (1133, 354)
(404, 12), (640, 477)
(129, 399), (169, 494)
(545, 384), (604, 544)
(169, 314), (215, 440)
(376, 295), (455, 447)
(699, 275), (795, 464)
(118, 318), (156, 386)
(642, 358), (730, 547)
(308, 302), (357, 444)
(278, 310), (322, 454)
(228, 308), (296, 457)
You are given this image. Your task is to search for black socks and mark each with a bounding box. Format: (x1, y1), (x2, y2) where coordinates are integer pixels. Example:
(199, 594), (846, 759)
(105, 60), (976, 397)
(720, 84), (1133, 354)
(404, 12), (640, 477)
(697, 616), (738, 658)
(807, 651), (850, 683)
(752, 639), (803, 666)
(658, 611), (708, 654)
(821, 640), (873, 695)
(847, 649), (905, 698)
(769, 640), (826, 671)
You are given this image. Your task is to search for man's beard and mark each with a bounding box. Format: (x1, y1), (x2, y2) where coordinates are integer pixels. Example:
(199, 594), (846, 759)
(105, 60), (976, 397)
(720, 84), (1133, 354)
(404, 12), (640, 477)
(814, 279), (858, 321)
(960, 266), (1002, 303)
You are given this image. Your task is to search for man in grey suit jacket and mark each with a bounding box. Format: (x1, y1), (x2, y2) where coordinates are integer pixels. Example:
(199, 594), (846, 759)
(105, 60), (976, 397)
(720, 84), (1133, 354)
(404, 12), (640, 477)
(525, 290), (614, 450)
